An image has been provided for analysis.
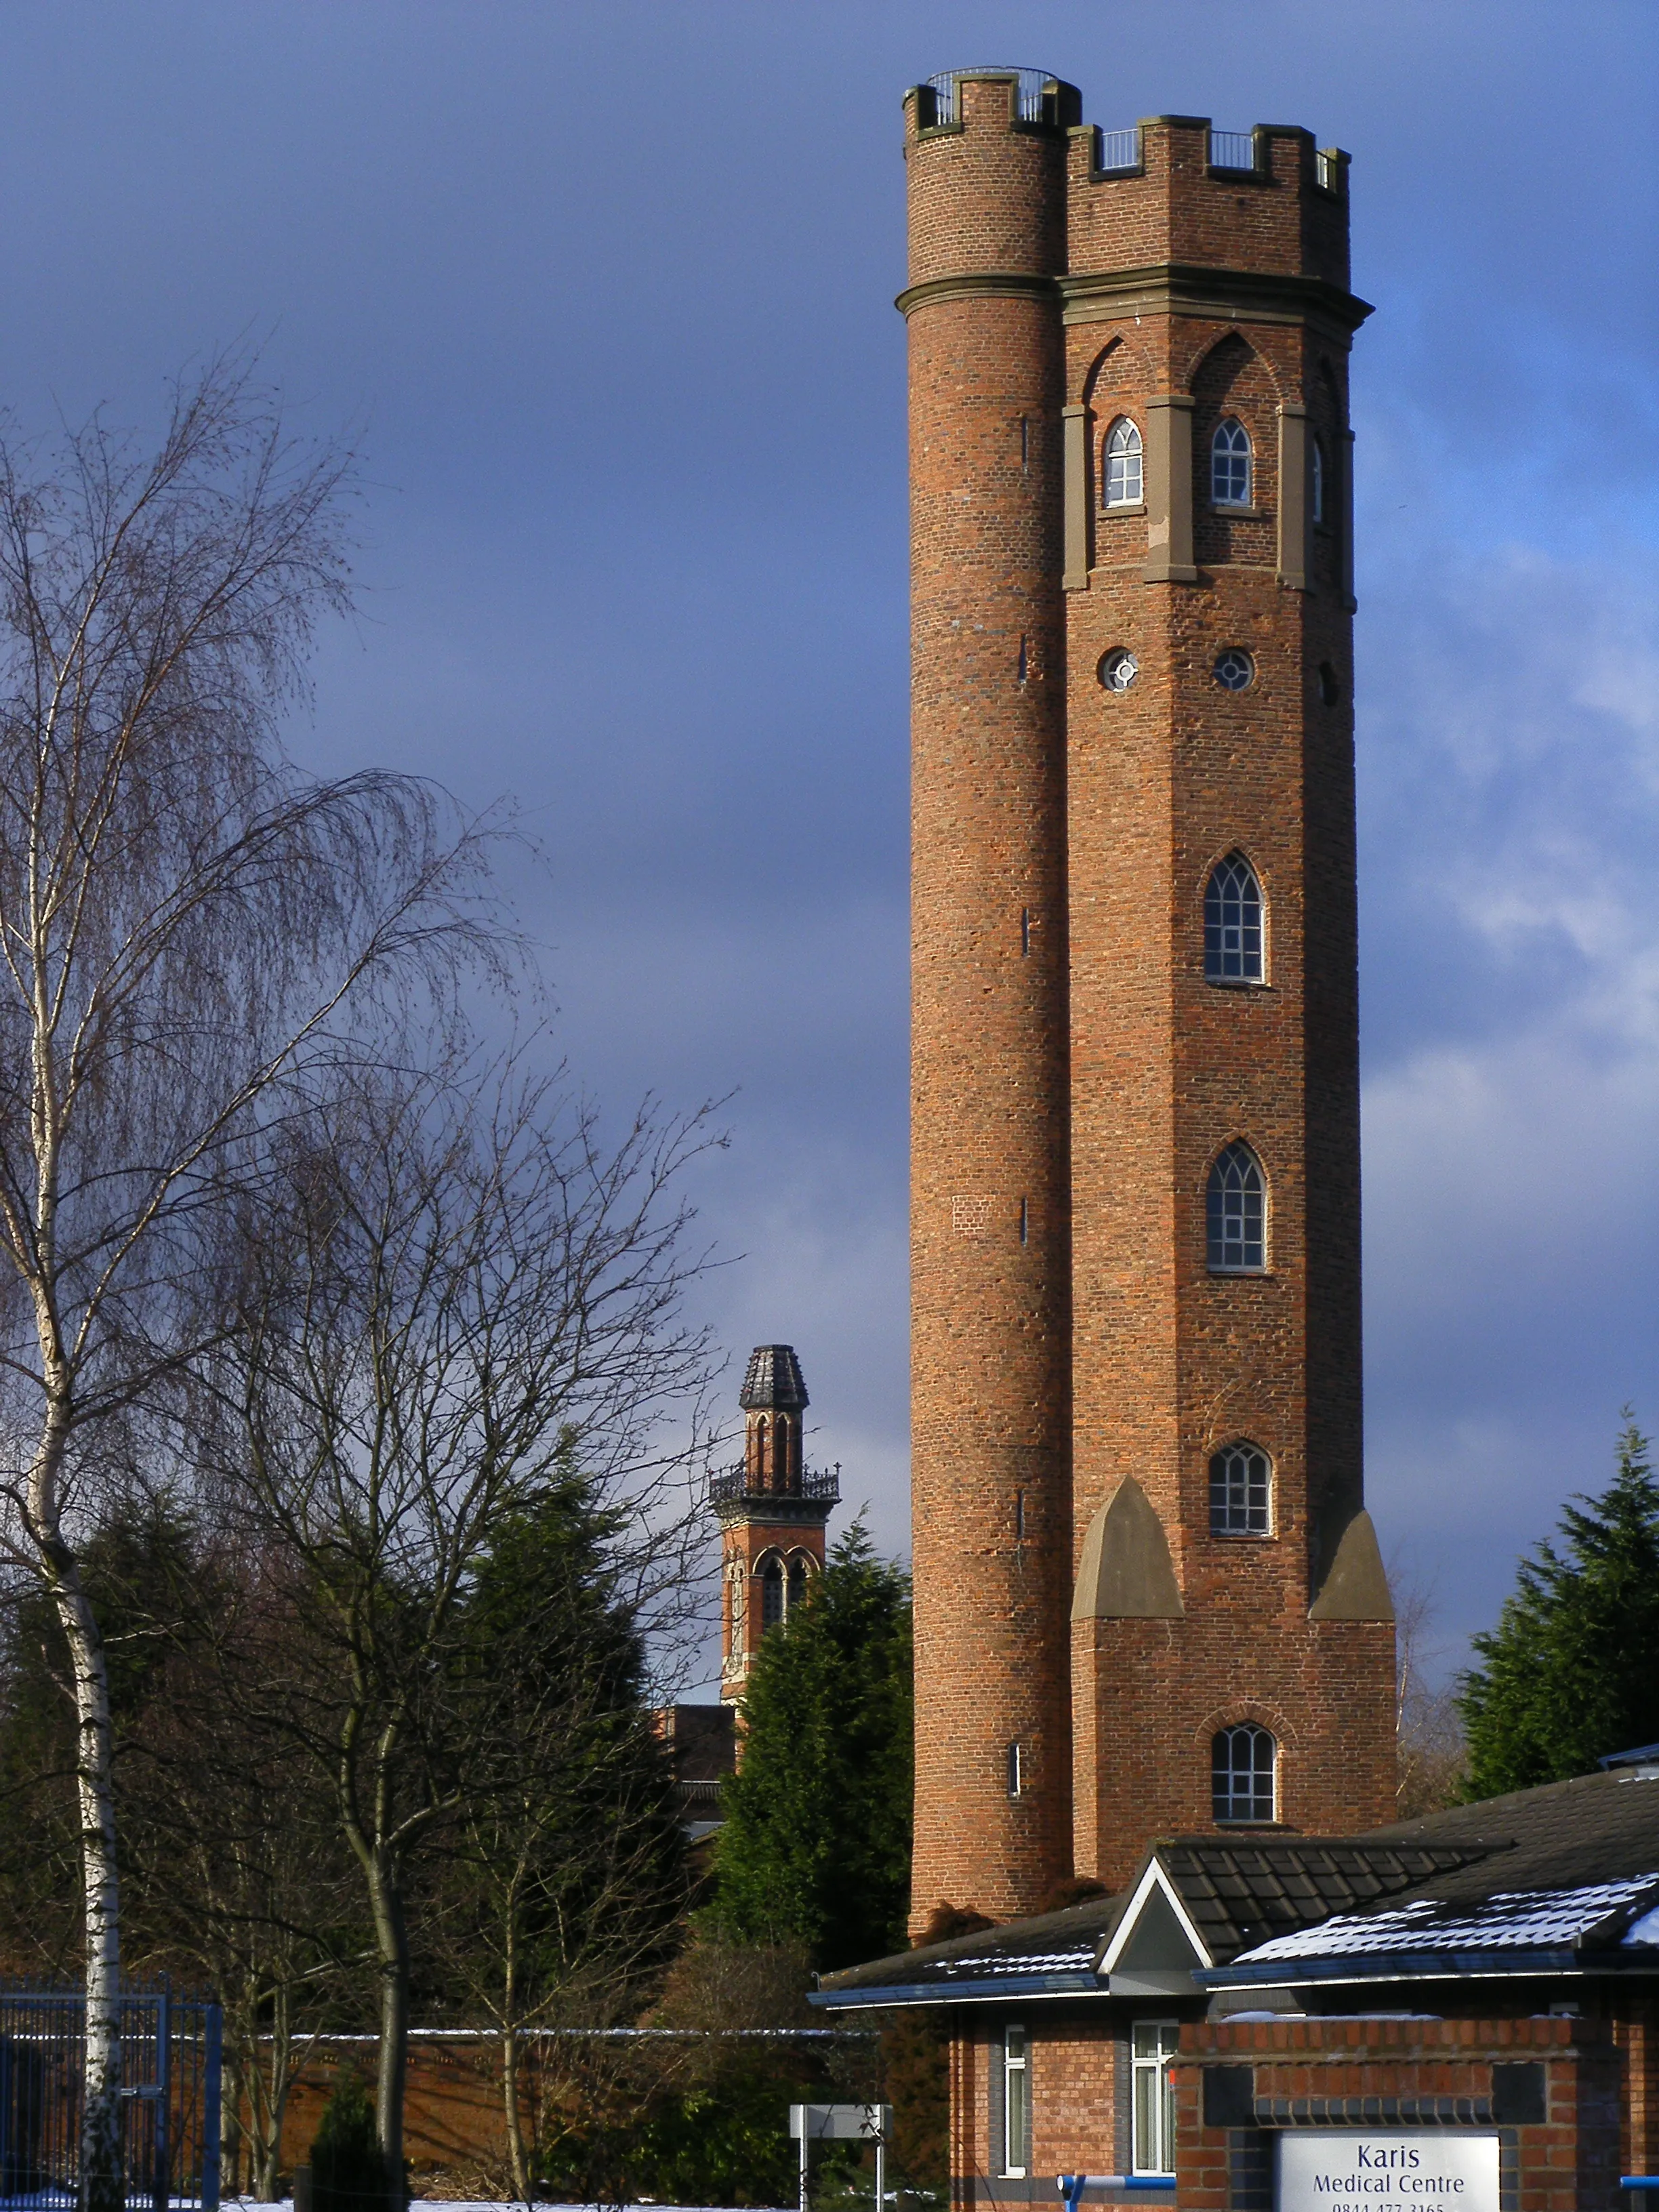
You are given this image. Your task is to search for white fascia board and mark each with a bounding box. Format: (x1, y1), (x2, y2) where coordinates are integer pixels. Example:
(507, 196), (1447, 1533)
(1097, 1857), (1214, 1974)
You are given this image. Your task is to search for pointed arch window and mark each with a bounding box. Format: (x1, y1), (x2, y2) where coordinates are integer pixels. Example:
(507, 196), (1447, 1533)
(1204, 853), (1263, 984)
(1103, 416), (1143, 507)
(1212, 1723), (1276, 1822)
(760, 1557), (785, 1629)
(1210, 1443), (1272, 1534)
(1211, 417), (1252, 506)
(787, 1555), (810, 1613)
(1206, 1142), (1265, 1273)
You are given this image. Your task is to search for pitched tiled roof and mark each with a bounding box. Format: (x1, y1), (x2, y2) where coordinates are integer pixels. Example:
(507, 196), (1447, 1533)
(1233, 1875), (1659, 1964)
(816, 1769), (1659, 2009)
(1357, 1764), (1659, 1900)
(815, 1840), (1486, 2005)
(815, 1893), (1130, 2004)
(1160, 1839), (1489, 1961)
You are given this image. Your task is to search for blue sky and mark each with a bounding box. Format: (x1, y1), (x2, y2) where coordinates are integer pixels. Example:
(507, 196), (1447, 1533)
(7, 2), (1655, 1685)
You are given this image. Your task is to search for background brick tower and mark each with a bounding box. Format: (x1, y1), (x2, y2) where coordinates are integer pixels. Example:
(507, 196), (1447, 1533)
(712, 1346), (839, 1701)
(901, 71), (1396, 1927)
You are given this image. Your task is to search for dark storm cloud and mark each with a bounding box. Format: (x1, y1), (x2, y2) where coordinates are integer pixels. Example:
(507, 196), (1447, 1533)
(1, 0), (1652, 1681)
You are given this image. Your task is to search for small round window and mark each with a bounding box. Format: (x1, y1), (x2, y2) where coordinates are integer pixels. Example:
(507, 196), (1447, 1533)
(1099, 649), (1139, 693)
(1214, 649), (1254, 692)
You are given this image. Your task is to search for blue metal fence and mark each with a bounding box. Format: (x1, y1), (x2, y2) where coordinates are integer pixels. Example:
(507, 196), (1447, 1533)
(0, 1987), (221, 2211)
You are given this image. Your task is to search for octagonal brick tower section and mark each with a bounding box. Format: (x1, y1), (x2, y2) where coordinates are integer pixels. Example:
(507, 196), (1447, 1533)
(901, 68), (1080, 1927)
(1061, 117), (1395, 1886)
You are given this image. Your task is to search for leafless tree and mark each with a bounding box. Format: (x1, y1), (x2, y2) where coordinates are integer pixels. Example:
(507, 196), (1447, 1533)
(201, 1061), (721, 2182)
(0, 356), (500, 2211)
(427, 1588), (689, 2198)
(113, 1544), (362, 2200)
(1391, 1555), (1468, 1818)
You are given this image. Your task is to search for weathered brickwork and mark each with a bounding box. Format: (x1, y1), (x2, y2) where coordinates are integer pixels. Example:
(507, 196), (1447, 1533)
(903, 75), (1395, 1925)
(907, 73), (1076, 1929)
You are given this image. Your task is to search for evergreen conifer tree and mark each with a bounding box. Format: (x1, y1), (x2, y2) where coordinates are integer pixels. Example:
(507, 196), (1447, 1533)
(710, 1519), (912, 1971)
(1458, 1416), (1659, 1797)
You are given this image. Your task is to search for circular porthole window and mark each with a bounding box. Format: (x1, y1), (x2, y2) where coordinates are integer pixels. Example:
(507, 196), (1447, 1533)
(1213, 649), (1254, 692)
(1099, 649), (1139, 693)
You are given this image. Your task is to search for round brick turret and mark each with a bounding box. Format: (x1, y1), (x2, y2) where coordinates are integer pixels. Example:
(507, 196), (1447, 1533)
(900, 79), (1396, 1925)
(903, 68), (1080, 1927)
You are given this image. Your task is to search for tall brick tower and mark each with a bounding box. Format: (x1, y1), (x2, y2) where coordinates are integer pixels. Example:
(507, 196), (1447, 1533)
(711, 1347), (839, 1701)
(901, 71), (1396, 1928)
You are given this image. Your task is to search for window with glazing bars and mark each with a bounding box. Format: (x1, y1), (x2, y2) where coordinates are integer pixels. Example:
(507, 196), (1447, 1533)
(1002, 2026), (1029, 2176)
(1206, 1142), (1265, 1272)
(1210, 1443), (1271, 1534)
(1211, 417), (1251, 506)
(1103, 417), (1143, 506)
(1204, 854), (1263, 983)
(1130, 2021), (1178, 2174)
(1212, 1724), (1276, 1822)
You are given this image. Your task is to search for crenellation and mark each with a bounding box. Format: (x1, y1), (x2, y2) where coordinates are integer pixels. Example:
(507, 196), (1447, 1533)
(903, 63), (1393, 1925)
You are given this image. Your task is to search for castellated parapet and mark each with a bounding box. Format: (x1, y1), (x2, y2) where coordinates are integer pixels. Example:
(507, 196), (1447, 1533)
(901, 71), (1395, 1931)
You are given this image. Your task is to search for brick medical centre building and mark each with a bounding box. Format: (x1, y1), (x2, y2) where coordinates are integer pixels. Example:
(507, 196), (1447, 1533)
(812, 66), (1659, 2212)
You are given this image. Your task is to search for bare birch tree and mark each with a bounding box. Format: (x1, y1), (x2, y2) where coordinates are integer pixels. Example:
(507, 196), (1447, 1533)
(204, 1061), (719, 2188)
(0, 358), (497, 2212)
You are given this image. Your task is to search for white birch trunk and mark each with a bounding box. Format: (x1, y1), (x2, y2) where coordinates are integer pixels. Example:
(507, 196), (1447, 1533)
(30, 1406), (124, 2212)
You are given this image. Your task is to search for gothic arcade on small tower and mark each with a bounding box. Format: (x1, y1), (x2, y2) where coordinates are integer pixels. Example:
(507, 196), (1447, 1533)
(710, 1345), (840, 1700)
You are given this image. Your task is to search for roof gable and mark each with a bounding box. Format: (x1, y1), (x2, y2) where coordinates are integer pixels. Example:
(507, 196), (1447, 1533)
(1099, 1856), (1212, 1990)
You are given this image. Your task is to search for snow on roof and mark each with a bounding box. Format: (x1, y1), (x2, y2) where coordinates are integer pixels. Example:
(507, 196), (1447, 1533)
(923, 1938), (1101, 1982)
(1233, 1875), (1659, 1963)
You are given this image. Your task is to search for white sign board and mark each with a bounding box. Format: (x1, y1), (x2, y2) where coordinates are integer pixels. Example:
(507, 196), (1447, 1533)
(1278, 2134), (1500, 2212)
(789, 2104), (890, 2142)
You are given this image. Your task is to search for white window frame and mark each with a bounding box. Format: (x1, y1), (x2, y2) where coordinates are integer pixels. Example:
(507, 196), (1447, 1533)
(1209, 1441), (1273, 1536)
(1210, 417), (1252, 508)
(1206, 1141), (1267, 1274)
(1002, 2024), (1029, 2177)
(1213, 1723), (1277, 1824)
(1130, 2020), (1178, 2176)
(1103, 416), (1143, 508)
(1204, 853), (1264, 985)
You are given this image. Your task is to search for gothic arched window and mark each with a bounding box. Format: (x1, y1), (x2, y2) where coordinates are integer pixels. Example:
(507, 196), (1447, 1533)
(1211, 417), (1252, 506)
(1204, 853), (1263, 984)
(1212, 1723), (1276, 1822)
(787, 1556), (809, 1614)
(1103, 416), (1143, 507)
(1210, 1442), (1272, 1534)
(761, 1557), (785, 1629)
(1206, 1142), (1265, 1273)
